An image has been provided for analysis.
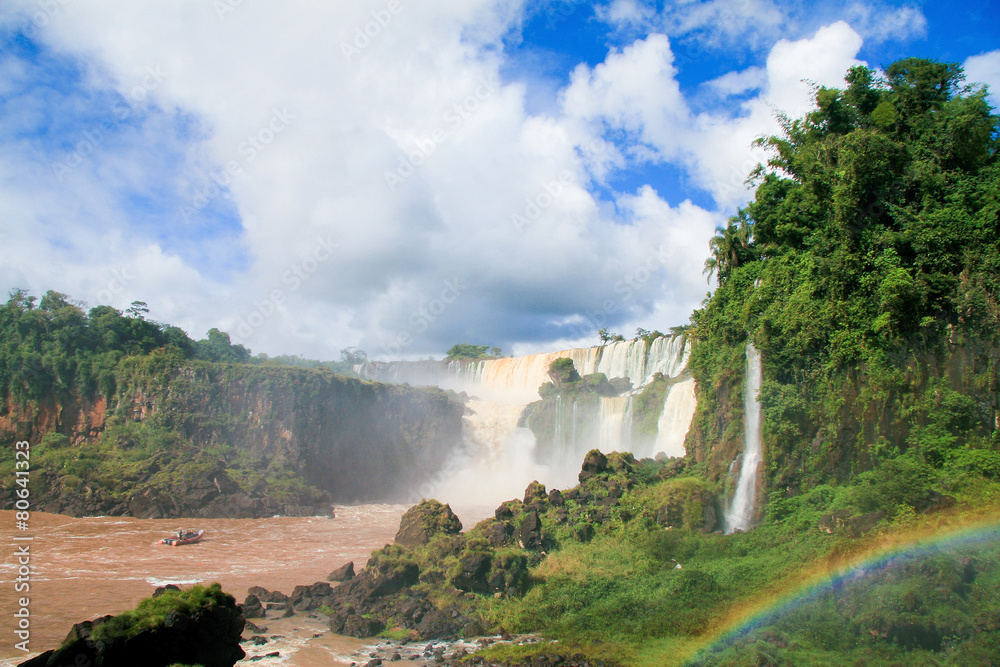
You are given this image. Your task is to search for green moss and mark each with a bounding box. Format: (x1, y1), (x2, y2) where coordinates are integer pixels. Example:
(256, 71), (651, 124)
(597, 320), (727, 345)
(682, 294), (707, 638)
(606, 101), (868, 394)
(88, 584), (233, 644)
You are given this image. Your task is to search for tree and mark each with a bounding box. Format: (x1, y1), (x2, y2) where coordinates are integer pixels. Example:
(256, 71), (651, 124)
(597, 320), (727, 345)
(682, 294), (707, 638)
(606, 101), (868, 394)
(196, 328), (251, 364)
(598, 328), (625, 343)
(445, 344), (493, 361)
(340, 347), (368, 366)
(126, 301), (150, 319)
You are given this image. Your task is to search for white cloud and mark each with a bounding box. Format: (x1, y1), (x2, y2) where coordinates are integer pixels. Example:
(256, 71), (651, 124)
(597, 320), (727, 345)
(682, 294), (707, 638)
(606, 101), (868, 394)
(964, 50), (1000, 110)
(703, 67), (768, 99)
(0, 1), (879, 361)
(561, 34), (689, 168)
(844, 2), (927, 44)
(0, 0), (723, 359)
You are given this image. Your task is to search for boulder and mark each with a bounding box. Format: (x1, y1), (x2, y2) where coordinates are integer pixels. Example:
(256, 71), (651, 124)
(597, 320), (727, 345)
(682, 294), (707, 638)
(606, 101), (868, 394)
(578, 449), (608, 483)
(451, 552), (493, 594)
(19, 588), (245, 667)
(518, 511), (543, 550)
(523, 480), (547, 504)
(247, 587), (289, 604)
(394, 500), (462, 548)
(240, 594), (266, 619)
(327, 561), (355, 582)
(480, 519), (515, 548)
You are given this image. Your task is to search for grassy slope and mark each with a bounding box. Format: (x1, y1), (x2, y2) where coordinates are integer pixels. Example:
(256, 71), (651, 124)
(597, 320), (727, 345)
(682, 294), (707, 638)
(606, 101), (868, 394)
(477, 465), (1000, 666)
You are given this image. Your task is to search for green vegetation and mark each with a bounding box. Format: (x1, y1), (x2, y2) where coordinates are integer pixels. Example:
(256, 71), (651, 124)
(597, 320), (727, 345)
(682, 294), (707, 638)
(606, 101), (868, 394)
(0, 290), (365, 411)
(89, 584), (233, 644)
(0, 291), (462, 516)
(689, 57), (999, 493)
(445, 343), (504, 360)
(480, 451), (1000, 666)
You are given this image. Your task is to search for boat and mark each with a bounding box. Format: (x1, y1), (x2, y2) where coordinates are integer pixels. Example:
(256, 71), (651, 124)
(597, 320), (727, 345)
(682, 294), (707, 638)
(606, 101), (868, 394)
(158, 529), (205, 546)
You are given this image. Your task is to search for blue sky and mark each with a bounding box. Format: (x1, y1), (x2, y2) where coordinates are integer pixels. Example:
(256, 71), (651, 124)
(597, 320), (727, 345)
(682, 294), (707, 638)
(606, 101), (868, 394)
(0, 1), (997, 360)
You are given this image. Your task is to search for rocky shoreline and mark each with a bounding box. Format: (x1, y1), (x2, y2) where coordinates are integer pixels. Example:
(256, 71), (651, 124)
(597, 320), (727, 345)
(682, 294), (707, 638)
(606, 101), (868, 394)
(20, 451), (687, 667)
(225, 450), (697, 666)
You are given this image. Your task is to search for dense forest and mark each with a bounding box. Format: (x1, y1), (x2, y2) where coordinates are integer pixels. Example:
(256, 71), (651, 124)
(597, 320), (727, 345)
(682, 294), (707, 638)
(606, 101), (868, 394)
(0, 292), (464, 517)
(689, 57), (1000, 492)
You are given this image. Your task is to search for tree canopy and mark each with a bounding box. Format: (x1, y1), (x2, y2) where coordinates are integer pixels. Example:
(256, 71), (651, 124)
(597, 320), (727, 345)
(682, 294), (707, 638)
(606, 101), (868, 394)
(690, 57), (999, 491)
(696, 58), (999, 374)
(0, 291), (252, 405)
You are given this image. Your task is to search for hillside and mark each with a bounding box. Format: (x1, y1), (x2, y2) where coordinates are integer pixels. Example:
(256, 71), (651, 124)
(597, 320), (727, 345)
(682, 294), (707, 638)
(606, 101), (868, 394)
(0, 295), (465, 517)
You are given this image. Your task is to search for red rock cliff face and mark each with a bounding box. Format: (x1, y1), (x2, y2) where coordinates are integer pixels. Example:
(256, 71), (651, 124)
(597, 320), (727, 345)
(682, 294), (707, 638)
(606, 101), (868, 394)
(117, 364), (466, 502)
(0, 394), (107, 444)
(3, 363), (466, 505)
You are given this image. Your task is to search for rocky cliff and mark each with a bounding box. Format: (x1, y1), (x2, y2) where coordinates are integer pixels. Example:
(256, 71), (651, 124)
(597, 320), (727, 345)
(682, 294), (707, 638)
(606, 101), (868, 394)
(1, 353), (466, 517)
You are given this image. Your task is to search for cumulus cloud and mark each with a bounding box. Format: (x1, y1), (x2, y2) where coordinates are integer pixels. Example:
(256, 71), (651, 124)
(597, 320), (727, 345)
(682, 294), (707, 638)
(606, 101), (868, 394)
(964, 50), (1000, 110)
(0, 1), (886, 362)
(843, 2), (927, 44)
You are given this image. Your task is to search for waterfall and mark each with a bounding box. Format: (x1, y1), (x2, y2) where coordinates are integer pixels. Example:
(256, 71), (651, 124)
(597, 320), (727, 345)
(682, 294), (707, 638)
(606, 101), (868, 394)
(725, 343), (764, 533)
(651, 378), (697, 459)
(359, 335), (698, 509)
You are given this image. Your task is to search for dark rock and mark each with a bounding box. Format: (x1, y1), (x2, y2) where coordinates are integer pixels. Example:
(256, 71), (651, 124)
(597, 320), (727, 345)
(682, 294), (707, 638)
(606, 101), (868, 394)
(579, 449), (608, 483)
(481, 519), (515, 547)
(248, 586), (289, 604)
(21, 589), (245, 667)
(523, 480), (547, 504)
(291, 582), (334, 611)
(243, 620), (267, 634)
(394, 500), (462, 548)
(518, 511), (542, 550)
(329, 612), (385, 638)
(547, 489), (565, 507)
(240, 594), (266, 619)
(573, 523), (594, 542)
(328, 561), (356, 582)
(494, 499), (522, 521)
(153, 584), (182, 597)
(451, 552), (493, 594)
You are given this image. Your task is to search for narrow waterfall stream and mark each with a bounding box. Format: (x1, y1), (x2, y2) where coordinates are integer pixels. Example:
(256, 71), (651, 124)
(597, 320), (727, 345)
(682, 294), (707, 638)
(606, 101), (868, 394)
(725, 342), (764, 533)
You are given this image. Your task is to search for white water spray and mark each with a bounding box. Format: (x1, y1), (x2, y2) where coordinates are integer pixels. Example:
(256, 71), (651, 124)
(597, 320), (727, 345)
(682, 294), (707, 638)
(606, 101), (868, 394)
(725, 343), (763, 533)
(359, 336), (698, 511)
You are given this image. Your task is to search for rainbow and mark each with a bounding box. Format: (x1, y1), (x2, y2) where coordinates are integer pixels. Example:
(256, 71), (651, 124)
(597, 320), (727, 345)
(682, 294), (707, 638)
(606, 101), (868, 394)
(681, 512), (1000, 665)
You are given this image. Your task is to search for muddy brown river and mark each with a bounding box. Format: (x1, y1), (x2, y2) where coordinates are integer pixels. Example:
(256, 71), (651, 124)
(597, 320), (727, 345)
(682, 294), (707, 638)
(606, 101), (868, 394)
(0, 506), (412, 665)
